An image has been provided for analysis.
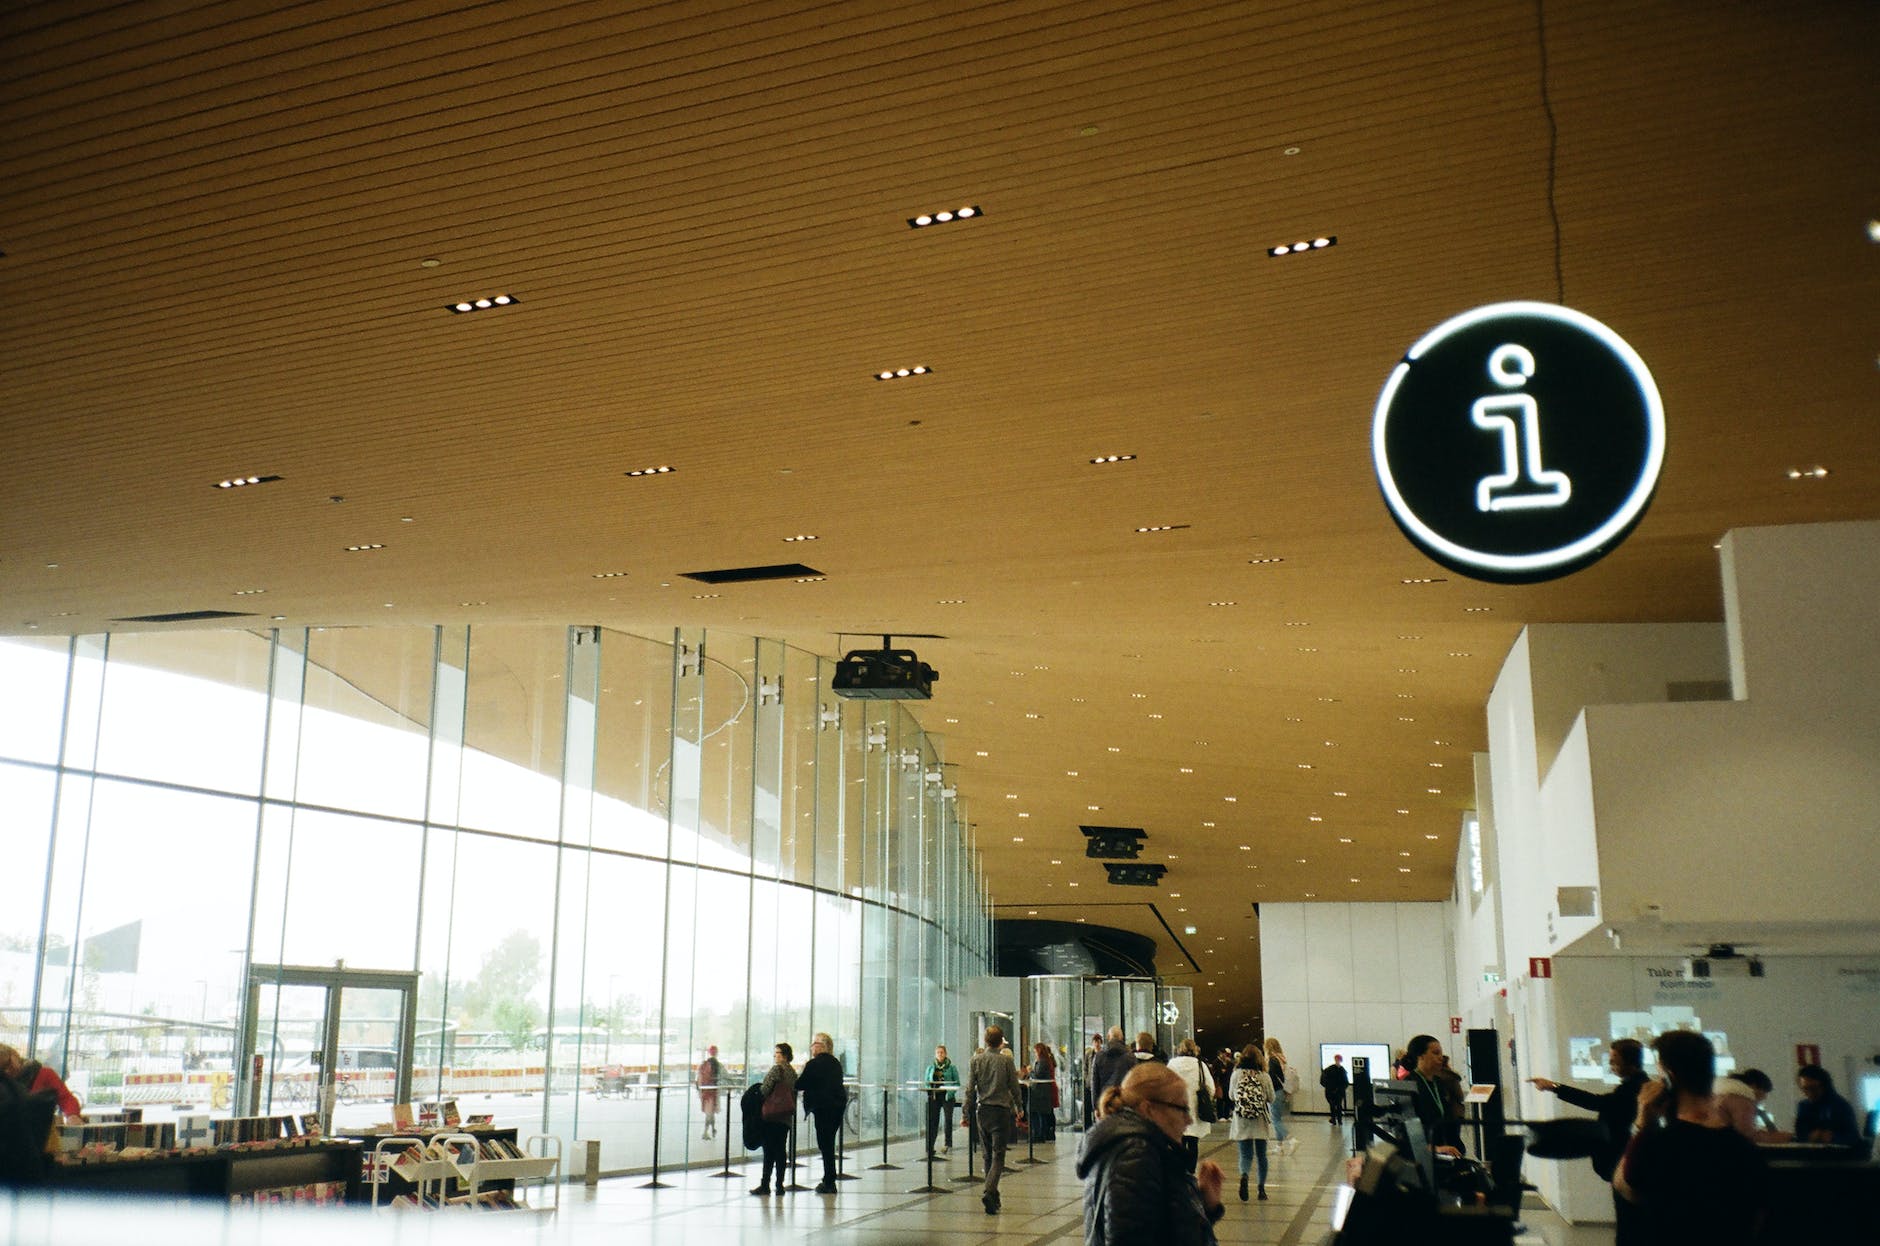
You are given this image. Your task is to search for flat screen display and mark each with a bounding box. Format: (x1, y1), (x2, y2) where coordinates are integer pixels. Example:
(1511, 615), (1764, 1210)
(1321, 1042), (1394, 1084)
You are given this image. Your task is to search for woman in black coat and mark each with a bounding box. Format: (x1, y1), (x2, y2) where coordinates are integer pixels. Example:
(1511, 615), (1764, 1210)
(1075, 1063), (1226, 1245)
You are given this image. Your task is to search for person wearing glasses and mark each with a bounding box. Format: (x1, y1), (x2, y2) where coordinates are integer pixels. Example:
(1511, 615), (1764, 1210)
(1076, 1062), (1226, 1243)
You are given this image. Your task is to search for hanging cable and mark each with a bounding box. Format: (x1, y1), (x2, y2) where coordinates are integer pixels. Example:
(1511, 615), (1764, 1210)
(1536, 0), (1565, 303)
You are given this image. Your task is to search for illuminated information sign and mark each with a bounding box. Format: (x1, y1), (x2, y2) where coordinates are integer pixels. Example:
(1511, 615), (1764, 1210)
(1372, 302), (1665, 583)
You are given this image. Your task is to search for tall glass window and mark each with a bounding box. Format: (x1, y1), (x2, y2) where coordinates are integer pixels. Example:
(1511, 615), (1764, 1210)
(0, 626), (987, 1175)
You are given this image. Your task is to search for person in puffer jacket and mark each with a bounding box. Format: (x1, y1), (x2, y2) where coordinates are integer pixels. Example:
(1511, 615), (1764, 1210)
(1076, 1062), (1226, 1246)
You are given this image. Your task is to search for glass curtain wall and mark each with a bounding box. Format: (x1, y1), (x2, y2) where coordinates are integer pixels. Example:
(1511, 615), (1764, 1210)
(0, 626), (989, 1175)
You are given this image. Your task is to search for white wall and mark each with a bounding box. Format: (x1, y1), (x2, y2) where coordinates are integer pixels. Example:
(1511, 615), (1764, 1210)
(1260, 902), (1457, 1113)
(1450, 519), (1880, 1224)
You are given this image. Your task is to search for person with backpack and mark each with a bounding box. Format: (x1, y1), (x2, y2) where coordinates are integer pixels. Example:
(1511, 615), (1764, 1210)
(1227, 1044), (1275, 1201)
(1320, 1054), (1351, 1126)
(1263, 1038), (1296, 1154)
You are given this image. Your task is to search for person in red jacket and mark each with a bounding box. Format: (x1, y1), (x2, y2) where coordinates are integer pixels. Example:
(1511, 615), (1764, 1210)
(0, 1044), (82, 1122)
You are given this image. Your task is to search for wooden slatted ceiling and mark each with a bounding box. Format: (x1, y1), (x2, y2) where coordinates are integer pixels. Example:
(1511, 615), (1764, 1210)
(2, 0), (1876, 1042)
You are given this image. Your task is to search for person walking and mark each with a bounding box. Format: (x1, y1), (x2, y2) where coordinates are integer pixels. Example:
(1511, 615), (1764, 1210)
(1077, 1061), (1226, 1244)
(924, 1043), (961, 1156)
(1165, 1039), (1213, 1174)
(1263, 1037), (1296, 1154)
(751, 1042), (796, 1196)
(1320, 1054), (1350, 1126)
(1227, 1044), (1275, 1201)
(1090, 1027), (1134, 1103)
(795, 1032), (847, 1193)
(963, 1024), (1022, 1214)
(696, 1045), (724, 1140)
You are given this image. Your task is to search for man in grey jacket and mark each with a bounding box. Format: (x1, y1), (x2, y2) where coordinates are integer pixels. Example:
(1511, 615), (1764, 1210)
(963, 1024), (1022, 1214)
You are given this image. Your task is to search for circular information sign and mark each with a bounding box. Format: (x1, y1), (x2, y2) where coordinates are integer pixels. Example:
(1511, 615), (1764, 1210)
(1372, 302), (1665, 583)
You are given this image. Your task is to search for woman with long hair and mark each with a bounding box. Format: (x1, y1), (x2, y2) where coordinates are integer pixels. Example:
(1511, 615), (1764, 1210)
(1227, 1043), (1275, 1201)
(1264, 1037), (1295, 1154)
(1166, 1038), (1214, 1173)
(1028, 1042), (1058, 1143)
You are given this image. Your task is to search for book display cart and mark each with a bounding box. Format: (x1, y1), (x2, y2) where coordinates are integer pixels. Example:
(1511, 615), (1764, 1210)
(367, 1131), (561, 1213)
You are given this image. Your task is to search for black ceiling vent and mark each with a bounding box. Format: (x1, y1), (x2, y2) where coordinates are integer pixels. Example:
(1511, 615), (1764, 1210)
(1082, 825), (1146, 859)
(110, 610), (258, 624)
(680, 563), (823, 585)
(1103, 862), (1167, 887)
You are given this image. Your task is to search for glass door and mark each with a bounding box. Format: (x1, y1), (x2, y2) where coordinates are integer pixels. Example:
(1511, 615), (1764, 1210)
(240, 965), (417, 1134)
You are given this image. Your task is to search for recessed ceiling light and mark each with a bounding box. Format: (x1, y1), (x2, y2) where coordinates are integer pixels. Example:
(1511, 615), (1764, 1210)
(269, 615), (286, 621)
(1179, 767), (1193, 774)
(1018, 812), (1030, 818)
(625, 465), (675, 476)
(1147, 712), (1163, 719)
(1087, 805), (1101, 811)
(1025, 712), (1040, 719)
(344, 543), (384, 552)
(1448, 651), (1472, 658)
(1209, 601), (1237, 607)
(1012, 836), (1024, 843)
(692, 593), (720, 599)
(1066, 770), (1079, 776)
(1248, 556), (1285, 565)
(1399, 851), (1412, 857)
(1296, 763), (1314, 770)
(213, 474), (283, 489)
(782, 534), (818, 542)
(1401, 577), (1443, 585)
(873, 365), (932, 380)
(793, 576), (826, 583)
(1268, 235), (1337, 256)
(1333, 791), (1347, 797)
(1427, 788), (1442, 794)
(1107, 746), (1121, 752)
(232, 588), (266, 596)
(591, 571), (628, 578)
(1429, 762), (1444, 768)
(446, 294), (519, 313)
(1090, 454), (1137, 464)
(1425, 833), (1440, 839)
(1308, 815), (1322, 822)
(936, 598), (965, 604)
(1399, 867), (1412, 873)
(459, 601), (487, 607)
(1464, 605), (1493, 613)
(1399, 809), (1411, 815)
(1339, 837), (1353, 844)
(1785, 466), (1829, 479)
(1296, 646), (1318, 653)
(976, 750), (989, 757)
(1202, 821), (1215, 827)
(1868, 219), (1880, 243)
(907, 205), (982, 228)
(1135, 524), (1190, 533)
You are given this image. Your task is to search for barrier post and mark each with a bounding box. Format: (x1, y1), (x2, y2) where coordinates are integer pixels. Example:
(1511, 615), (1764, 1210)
(639, 1082), (673, 1189)
(835, 1083), (859, 1180)
(951, 1101), (979, 1185)
(709, 1086), (739, 1178)
(907, 1081), (951, 1195)
(584, 1139), (601, 1188)
(782, 1112), (810, 1192)
(868, 1083), (902, 1170)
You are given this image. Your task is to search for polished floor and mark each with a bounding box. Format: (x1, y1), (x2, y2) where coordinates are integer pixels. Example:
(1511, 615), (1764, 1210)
(8, 1117), (1617, 1245)
(529, 1115), (1608, 1245)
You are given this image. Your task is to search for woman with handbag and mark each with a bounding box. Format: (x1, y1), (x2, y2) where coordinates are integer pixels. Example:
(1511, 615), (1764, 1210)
(752, 1042), (798, 1196)
(1166, 1038), (1214, 1173)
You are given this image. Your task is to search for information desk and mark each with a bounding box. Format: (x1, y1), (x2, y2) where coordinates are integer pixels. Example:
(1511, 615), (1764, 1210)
(1760, 1149), (1879, 1242)
(46, 1141), (361, 1203)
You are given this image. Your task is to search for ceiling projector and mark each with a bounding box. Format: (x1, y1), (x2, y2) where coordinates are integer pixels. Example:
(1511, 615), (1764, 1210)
(831, 641), (938, 700)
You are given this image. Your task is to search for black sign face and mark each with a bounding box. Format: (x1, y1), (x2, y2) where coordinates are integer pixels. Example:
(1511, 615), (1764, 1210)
(1372, 302), (1665, 583)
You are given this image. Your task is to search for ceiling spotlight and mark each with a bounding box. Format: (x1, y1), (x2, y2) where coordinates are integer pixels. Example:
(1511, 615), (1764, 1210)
(908, 205), (982, 228)
(591, 571), (628, 578)
(1268, 235), (1337, 257)
(1785, 466), (1829, 479)
(1247, 556), (1285, 565)
(344, 543), (384, 552)
(625, 465), (675, 476)
(1135, 524), (1191, 533)
(782, 534), (818, 542)
(793, 576), (826, 583)
(873, 365), (932, 380)
(213, 474), (283, 489)
(1090, 453), (1137, 464)
(445, 294), (519, 313)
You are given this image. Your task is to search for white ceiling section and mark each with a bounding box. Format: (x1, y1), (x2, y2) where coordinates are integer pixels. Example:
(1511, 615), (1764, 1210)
(3, 1), (1875, 1032)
